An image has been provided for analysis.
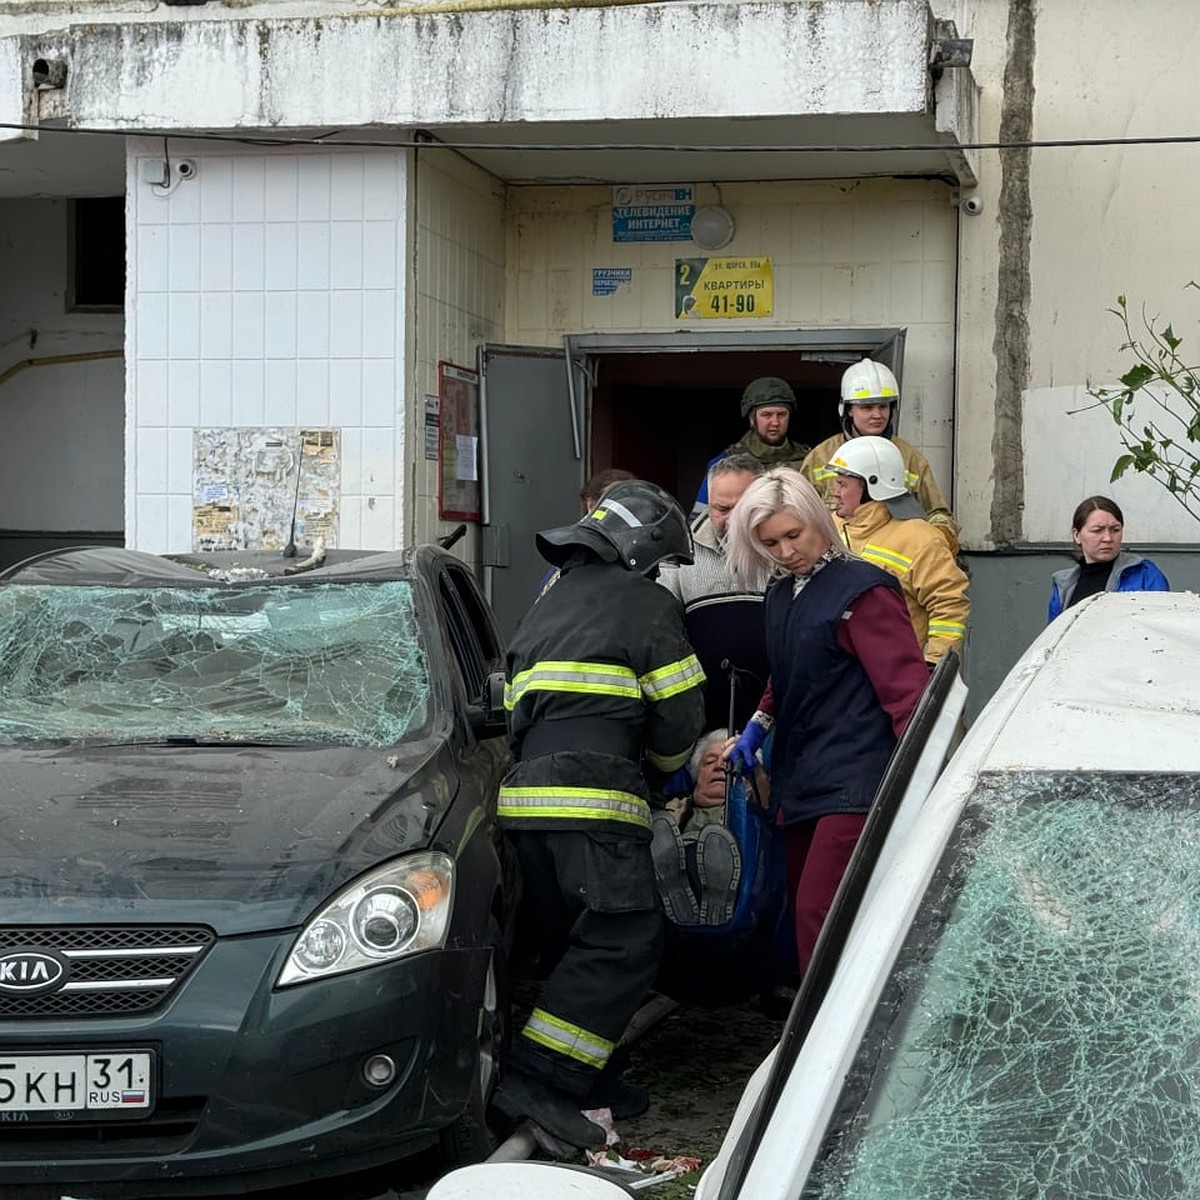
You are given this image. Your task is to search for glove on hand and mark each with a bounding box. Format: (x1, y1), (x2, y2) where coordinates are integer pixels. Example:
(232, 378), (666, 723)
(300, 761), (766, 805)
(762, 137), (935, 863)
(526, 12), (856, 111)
(729, 721), (767, 775)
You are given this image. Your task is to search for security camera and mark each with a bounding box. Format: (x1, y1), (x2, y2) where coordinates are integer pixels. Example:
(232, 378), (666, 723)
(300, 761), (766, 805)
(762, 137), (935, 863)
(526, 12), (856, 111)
(961, 194), (984, 216)
(175, 160), (197, 181)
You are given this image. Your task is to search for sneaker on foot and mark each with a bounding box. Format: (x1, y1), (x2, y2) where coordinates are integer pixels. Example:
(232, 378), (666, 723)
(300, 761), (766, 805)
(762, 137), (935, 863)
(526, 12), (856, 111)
(650, 811), (699, 924)
(696, 823), (742, 925)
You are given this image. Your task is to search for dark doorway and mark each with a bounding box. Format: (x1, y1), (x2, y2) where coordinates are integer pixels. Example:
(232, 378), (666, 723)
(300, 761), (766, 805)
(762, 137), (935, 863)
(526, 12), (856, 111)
(479, 331), (905, 636)
(69, 197), (125, 312)
(589, 352), (844, 508)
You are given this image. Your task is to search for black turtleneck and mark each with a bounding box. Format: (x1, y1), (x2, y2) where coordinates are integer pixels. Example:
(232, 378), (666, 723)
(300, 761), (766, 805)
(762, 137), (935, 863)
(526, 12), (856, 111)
(1067, 558), (1114, 608)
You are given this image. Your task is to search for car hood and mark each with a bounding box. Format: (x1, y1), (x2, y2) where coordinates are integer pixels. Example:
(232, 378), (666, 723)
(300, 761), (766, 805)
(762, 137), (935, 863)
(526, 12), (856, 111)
(0, 724), (461, 934)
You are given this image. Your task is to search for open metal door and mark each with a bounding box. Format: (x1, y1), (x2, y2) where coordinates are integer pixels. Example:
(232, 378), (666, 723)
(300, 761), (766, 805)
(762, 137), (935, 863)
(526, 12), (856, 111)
(479, 343), (585, 639)
(870, 328), (907, 384)
(791, 328), (905, 373)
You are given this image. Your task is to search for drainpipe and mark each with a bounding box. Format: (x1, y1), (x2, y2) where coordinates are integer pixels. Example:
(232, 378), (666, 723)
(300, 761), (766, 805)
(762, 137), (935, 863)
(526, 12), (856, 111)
(988, 0), (1036, 547)
(0, 349), (122, 391)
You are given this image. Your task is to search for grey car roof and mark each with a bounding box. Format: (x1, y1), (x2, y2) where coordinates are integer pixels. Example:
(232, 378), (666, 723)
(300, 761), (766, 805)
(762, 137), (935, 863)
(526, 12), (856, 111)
(1, 546), (414, 587)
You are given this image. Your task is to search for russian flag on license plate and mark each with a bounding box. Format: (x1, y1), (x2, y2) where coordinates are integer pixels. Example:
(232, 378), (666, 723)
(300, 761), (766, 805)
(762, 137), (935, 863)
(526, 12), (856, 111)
(121, 1091), (146, 1104)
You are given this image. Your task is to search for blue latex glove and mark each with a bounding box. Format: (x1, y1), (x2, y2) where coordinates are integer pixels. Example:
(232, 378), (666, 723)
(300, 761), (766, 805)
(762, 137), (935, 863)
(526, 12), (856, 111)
(729, 721), (767, 775)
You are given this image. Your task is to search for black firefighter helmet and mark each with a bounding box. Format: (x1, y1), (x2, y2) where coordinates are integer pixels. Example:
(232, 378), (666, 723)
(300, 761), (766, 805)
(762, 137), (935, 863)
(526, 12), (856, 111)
(536, 479), (694, 576)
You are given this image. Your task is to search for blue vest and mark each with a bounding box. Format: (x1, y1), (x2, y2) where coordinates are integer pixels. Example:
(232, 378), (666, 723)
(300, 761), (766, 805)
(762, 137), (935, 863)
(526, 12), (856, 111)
(764, 557), (901, 824)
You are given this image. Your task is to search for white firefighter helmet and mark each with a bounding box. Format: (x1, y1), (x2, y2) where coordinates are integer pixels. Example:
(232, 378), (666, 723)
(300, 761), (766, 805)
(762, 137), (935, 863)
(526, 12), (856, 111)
(838, 359), (900, 436)
(827, 435), (908, 502)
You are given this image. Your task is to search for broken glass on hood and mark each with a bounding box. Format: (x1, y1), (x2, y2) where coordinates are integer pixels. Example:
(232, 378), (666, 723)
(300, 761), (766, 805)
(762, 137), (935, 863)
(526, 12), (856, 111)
(0, 581), (429, 747)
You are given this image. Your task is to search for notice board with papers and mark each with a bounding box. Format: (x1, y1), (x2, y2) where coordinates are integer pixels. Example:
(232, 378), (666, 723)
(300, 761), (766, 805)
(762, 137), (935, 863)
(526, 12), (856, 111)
(438, 360), (481, 521)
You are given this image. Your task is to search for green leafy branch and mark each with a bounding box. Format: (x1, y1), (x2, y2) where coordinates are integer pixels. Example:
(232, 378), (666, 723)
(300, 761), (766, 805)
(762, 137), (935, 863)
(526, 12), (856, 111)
(1085, 287), (1200, 522)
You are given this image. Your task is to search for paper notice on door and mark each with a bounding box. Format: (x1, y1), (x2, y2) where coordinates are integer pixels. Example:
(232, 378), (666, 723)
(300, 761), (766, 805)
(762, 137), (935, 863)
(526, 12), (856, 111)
(455, 434), (478, 481)
(423, 393), (440, 460)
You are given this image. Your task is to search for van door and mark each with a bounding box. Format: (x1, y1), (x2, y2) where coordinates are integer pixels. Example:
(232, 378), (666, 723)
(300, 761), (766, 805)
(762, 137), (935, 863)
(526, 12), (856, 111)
(479, 344), (585, 638)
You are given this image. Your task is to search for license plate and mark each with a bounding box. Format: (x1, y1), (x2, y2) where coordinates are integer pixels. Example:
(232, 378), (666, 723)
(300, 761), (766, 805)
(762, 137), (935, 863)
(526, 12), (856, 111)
(0, 1051), (153, 1114)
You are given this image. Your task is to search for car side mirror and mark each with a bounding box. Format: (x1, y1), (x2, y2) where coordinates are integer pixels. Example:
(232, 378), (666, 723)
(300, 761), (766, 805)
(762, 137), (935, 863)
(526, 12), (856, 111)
(467, 671), (507, 739)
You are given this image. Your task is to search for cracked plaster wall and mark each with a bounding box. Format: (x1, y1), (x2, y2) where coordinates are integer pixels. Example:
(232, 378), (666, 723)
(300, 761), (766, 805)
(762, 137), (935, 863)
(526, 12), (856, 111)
(954, 0), (1200, 550)
(14, 2), (933, 131)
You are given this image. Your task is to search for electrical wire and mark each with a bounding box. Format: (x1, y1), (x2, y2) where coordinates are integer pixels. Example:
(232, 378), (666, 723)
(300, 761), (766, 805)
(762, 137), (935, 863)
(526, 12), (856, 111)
(5, 119), (1200, 156)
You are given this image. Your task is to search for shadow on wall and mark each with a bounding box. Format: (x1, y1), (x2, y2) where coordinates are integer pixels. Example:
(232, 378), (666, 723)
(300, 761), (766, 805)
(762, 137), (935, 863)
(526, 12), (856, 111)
(961, 549), (1200, 724)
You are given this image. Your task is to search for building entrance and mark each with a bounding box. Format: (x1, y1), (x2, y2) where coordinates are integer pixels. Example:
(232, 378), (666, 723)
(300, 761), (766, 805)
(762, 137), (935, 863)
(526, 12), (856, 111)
(479, 329), (906, 637)
(588, 350), (843, 510)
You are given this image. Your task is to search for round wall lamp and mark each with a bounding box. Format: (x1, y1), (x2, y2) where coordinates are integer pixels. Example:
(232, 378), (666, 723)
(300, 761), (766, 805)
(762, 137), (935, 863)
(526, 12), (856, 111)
(690, 205), (736, 251)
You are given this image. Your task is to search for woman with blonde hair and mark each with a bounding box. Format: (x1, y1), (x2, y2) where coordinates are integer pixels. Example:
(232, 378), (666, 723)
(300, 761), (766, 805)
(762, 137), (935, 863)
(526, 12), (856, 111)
(723, 468), (929, 974)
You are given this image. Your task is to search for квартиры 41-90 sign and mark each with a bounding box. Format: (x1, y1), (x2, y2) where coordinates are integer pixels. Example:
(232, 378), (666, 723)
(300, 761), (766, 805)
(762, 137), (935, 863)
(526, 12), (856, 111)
(675, 257), (774, 319)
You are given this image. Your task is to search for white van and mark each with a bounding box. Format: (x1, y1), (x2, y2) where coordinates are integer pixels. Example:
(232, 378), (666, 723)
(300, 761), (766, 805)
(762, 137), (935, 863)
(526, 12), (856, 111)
(432, 591), (1200, 1200)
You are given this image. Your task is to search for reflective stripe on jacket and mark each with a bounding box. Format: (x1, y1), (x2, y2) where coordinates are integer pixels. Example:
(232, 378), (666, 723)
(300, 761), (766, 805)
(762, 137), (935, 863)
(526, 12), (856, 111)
(835, 499), (970, 664)
(521, 1006), (616, 1069)
(497, 784), (651, 829)
(802, 432), (960, 554)
(501, 558), (706, 836)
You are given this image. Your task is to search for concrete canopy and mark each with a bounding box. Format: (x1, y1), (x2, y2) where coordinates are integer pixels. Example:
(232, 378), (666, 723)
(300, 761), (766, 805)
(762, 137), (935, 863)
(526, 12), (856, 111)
(2, 0), (978, 194)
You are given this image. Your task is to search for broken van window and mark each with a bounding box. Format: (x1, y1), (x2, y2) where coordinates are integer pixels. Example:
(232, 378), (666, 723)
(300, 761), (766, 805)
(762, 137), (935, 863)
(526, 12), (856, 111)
(0, 582), (429, 747)
(803, 770), (1200, 1200)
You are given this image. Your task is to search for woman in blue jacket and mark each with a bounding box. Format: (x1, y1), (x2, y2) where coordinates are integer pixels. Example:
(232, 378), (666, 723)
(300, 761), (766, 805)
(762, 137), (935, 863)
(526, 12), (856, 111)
(1048, 495), (1169, 621)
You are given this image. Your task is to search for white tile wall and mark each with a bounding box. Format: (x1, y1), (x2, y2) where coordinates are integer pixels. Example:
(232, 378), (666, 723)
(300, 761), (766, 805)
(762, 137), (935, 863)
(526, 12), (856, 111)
(411, 153), (506, 551)
(126, 142), (407, 552)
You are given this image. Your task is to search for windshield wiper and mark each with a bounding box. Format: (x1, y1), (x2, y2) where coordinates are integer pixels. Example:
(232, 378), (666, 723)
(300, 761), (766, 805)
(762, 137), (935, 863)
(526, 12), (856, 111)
(87, 734), (312, 748)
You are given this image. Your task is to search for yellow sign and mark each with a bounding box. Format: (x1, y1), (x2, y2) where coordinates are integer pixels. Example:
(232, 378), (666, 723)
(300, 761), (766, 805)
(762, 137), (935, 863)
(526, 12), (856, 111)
(675, 256), (773, 319)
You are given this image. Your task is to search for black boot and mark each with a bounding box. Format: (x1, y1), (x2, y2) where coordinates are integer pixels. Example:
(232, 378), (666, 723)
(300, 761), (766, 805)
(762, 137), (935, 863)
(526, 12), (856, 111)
(585, 1073), (650, 1120)
(583, 1044), (650, 1119)
(491, 1069), (608, 1149)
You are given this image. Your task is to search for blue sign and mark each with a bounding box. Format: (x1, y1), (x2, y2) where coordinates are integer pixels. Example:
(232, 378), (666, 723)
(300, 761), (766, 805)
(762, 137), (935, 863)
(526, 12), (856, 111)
(612, 185), (695, 243)
(592, 267), (633, 296)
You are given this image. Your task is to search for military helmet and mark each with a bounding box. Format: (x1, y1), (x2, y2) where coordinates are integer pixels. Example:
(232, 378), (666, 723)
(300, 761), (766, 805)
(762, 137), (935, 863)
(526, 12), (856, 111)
(740, 376), (796, 420)
(536, 479), (694, 576)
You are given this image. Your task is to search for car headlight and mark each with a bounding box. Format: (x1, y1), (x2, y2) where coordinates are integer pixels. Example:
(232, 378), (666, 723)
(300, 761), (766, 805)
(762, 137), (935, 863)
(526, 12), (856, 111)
(277, 851), (454, 987)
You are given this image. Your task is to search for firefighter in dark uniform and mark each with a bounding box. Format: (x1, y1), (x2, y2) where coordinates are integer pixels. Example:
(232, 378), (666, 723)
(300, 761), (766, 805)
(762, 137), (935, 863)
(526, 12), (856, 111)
(492, 479), (706, 1148)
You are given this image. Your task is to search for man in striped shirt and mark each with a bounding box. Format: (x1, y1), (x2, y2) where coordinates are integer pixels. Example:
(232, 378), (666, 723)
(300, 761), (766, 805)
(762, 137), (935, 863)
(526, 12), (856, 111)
(659, 455), (769, 733)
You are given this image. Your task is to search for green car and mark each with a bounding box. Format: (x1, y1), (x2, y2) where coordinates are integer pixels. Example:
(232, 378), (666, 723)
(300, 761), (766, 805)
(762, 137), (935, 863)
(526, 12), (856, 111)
(0, 544), (515, 1194)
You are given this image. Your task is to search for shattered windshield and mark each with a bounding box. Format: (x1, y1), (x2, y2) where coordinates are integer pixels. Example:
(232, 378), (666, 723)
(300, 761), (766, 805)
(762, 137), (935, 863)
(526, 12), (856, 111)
(0, 581), (429, 747)
(803, 770), (1200, 1200)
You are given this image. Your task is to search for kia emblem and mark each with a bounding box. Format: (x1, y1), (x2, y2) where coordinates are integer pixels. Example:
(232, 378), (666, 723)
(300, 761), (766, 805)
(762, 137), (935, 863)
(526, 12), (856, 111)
(0, 951), (66, 993)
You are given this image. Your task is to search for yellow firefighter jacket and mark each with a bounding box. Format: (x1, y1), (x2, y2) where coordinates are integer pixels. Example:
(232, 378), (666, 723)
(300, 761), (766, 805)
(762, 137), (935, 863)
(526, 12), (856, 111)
(834, 500), (969, 664)
(802, 433), (959, 554)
